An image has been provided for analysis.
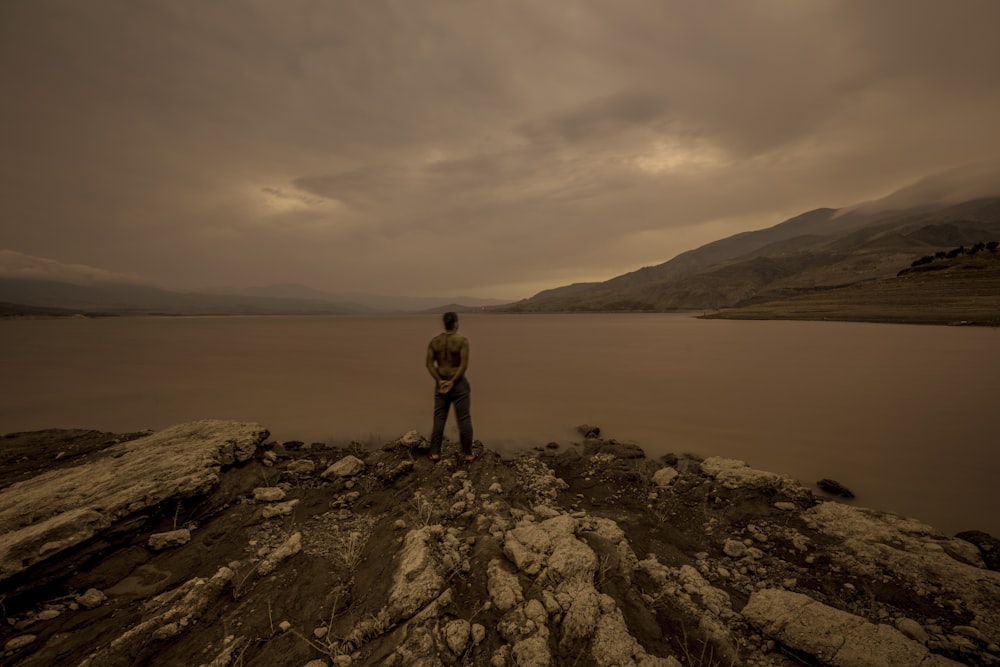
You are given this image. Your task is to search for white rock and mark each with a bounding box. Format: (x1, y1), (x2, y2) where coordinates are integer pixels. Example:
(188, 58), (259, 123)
(444, 619), (471, 655)
(487, 559), (524, 612)
(322, 455), (365, 479)
(252, 487), (286, 502)
(262, 499), (300, 519)
(257, 532), (302, 576)
(743, 589), (962, 666)
(0, 420), (267, 581)
(399, 430), (423, 446)
(652, 467), (678, 488)
(148, 528), (191, 551)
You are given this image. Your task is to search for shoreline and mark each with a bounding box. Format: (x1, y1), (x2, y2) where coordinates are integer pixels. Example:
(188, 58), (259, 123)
(1, 420), (998, 665)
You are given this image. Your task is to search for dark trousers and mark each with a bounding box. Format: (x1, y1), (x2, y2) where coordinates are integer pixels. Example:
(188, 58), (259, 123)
(430, 376), (473, 456)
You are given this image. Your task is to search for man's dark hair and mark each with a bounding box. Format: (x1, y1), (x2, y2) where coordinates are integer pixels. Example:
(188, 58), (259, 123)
(443, 311), (458, 331)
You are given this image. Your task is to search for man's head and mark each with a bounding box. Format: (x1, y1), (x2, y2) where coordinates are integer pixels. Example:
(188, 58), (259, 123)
(443, 311), (458, 331)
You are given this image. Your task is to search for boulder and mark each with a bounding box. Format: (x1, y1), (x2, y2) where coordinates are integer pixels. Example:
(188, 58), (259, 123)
(0, 420), (267, 581)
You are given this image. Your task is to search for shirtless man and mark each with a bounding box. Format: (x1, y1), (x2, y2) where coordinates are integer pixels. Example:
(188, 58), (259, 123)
(425, 311), (474, 462)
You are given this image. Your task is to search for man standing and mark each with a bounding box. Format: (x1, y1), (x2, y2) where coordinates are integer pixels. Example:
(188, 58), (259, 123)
(426, 311), (474, 462)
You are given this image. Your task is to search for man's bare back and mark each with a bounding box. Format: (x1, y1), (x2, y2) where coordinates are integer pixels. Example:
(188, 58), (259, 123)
(426, 331), (469, 391)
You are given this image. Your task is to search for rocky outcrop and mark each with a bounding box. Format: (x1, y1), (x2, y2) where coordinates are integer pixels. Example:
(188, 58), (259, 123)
(1, 425), (998, 666)
(0, 419), (267, 580)
(742, 588), (961, 666)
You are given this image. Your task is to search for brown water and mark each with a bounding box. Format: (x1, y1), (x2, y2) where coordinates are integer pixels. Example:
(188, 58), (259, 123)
(1, 313), (997, 536)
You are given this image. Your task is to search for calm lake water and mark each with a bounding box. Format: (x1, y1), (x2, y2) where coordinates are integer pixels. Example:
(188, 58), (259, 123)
(1, 314), (997, 536)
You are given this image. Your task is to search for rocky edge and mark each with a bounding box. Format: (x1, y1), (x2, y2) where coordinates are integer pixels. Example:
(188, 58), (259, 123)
(0, 419), (998, 666)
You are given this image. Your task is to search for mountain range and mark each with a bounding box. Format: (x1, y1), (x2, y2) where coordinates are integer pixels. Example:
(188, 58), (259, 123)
(4, 169), (1000, 318)
(0, 252), (507, 316)
(502, 195), (1000, 315)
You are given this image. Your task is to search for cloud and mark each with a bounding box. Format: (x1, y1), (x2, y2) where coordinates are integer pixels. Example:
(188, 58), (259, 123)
(1, 1), (999, 298)
(0, 250), (150, 285)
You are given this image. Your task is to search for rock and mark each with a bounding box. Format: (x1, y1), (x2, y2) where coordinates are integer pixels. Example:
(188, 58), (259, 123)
(398, 430), (425, 447)
(817, 478), (855, 499)
(285, 459), (316, 475)
(76, 588), (106, 608)
(258, 532), (302, 575)
(583, 439), (646, 459)
(487, 558), (524, 612)
(0, 420), (267, 581)
(321, 455), (365, 479)
(953, 625), (987, 642)
(652, 467), (678, 488)
(700, 457), (801, 494)
(895, 617), (928, 644)
(743, 588), (961, 666)
(252, 487), (286, 502)
(86, 567), (235, 664)
(512, 634), (552, 667)
(558, 581), (601, 650)
(387, 527), (445, 621)
(471, 623), (486, 646)
(444, 618), (471, 654)
(303, 661), (328, 667)
(774, 501), (797, 511)
(36, 609), (61, 620)
(576, 424), (601, 438)
(261, 499), (300, 519)
(4, 635), (36, 651)
(955, 530), (1000, 570)
(148, 528), (192, 551)
(723, 539), (747, 558)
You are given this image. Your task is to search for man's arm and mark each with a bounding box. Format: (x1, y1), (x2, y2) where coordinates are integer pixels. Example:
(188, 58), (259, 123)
(426, 342), (443, 382)
(452, 337), (470, 381)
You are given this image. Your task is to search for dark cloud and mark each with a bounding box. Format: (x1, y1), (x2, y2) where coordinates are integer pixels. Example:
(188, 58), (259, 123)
(1, 0), (999, 298)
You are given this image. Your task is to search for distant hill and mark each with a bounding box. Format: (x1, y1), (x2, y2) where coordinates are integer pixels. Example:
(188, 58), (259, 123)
(703, 252), (1000, 326)
(500, 195), (1000, 317)
(219, 285), (511, 313)
(0, 278), (370, 316)
(0, 254), (511, 316)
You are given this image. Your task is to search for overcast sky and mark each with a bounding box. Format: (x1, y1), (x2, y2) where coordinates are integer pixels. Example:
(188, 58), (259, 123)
(2, 1), (999, 299)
